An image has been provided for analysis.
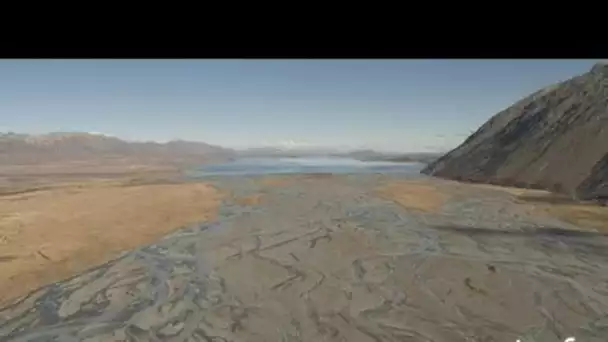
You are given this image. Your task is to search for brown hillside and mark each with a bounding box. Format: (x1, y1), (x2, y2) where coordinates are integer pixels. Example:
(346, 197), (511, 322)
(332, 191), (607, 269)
(0, 132), (234, 170)
(422, 62), (608, 202)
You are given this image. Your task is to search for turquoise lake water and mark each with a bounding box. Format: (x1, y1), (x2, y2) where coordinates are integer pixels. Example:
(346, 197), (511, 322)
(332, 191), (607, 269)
(186, 157), (426, 177)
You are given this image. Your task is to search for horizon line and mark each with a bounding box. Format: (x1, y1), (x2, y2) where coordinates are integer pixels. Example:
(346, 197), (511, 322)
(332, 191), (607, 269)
(1, 129), (451, 154)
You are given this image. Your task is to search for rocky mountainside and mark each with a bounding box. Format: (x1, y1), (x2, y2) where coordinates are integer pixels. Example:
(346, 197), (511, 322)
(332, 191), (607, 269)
(0, 132), (234, 166)
(422, 62), (608, 202)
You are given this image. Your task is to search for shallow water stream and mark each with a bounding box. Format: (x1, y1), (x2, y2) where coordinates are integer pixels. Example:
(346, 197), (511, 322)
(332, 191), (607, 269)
(1, 173), (607, 341)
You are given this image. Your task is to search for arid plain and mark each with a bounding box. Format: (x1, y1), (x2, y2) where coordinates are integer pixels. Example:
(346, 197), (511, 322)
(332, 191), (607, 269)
(1, 168), (608, 341)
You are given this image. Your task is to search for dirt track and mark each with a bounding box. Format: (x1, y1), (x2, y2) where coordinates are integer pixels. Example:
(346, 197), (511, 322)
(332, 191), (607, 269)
(1, 173), (608, 341)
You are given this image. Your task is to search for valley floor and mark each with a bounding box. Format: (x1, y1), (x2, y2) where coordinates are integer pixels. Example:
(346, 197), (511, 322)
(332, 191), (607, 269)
(0, 173), (221, 305)
(1, 173), (608, 341)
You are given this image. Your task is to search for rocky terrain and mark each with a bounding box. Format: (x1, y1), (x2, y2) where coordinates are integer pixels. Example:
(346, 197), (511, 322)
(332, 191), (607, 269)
(1, 173), (607, 341)
(422, 62), (608, 202)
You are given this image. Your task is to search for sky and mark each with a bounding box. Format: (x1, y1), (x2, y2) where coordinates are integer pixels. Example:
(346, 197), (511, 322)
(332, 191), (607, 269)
(0, 59), (598, 153)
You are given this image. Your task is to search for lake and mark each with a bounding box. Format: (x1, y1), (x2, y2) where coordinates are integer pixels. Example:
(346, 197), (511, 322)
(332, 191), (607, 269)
(185, 157), (426, 177)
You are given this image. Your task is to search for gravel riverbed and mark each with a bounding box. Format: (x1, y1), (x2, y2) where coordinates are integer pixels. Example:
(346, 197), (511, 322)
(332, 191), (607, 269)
(1, 173), (607, 342)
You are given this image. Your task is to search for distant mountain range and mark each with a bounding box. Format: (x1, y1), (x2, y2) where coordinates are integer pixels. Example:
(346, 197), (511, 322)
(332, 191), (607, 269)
(235, 146), (440, 163)
(0, 132), (235, 166)
(334, 150), (441, 163)
(0, 132), (441, 173)
(422, 62), (608, 202)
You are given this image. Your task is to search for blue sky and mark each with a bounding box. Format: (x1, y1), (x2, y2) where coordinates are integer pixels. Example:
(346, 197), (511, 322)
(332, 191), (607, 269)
(0, 59), (597, 152)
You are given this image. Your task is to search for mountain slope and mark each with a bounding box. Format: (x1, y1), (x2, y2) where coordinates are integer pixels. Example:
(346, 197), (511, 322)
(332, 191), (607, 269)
(422, 62), (608, 201)
(0, 132), (234, 166)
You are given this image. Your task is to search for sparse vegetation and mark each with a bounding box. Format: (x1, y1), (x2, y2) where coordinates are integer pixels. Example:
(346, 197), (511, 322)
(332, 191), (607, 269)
(0, 176), (221, 304)
(375, 179), (450, 212)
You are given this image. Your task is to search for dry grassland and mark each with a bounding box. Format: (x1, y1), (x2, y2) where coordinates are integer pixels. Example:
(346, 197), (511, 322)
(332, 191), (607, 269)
(0, 177), (222, 304)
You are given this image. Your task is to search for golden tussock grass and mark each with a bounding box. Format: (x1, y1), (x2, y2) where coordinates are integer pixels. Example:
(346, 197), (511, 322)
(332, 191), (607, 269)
(375, 180), (450, 213)
(0, 178), (222, 305)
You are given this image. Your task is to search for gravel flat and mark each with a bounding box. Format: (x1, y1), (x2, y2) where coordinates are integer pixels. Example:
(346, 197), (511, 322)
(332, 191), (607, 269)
(1, 174), (608, 342)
